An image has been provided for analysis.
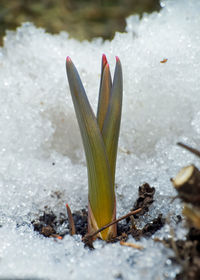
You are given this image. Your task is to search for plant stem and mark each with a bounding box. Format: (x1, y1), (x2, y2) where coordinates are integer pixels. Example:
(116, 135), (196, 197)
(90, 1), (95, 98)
(83, 208), (142, 241)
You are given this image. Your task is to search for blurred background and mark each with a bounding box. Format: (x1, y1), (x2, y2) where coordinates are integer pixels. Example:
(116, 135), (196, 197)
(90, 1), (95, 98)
(0, 0), (161, 45)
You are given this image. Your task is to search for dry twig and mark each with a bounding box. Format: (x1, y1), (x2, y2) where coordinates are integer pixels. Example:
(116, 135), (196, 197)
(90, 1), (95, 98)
(120, 241), (143, 250)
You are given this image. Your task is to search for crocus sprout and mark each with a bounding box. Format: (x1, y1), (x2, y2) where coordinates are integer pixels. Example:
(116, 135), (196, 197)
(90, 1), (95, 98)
(66, 55), (122, 240)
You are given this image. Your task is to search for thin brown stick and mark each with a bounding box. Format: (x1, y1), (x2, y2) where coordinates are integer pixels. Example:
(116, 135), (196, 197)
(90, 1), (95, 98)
(83, 208), (142, 240)
(177, 142), (200, 158)
(66, 204), (76, 235)
(120, 241), (144, 250)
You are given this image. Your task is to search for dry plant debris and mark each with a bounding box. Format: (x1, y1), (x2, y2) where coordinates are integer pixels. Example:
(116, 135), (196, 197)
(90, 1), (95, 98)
(169, 143), (200, 280)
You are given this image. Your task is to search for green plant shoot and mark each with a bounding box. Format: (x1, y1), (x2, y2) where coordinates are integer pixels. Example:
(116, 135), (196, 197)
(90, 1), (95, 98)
(66, 55), (123, 240)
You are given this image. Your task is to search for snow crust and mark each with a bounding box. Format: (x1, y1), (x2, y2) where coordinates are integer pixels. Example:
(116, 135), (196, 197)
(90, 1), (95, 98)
(0, 0), (200, 278)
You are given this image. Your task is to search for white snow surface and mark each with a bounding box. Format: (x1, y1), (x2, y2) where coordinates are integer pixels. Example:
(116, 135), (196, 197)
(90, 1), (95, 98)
(0, 0), (200, 279)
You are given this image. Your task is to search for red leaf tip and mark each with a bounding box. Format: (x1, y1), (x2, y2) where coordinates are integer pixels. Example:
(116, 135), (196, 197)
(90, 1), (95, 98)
(116, 56), (120, 62)
(102, 54), (108, 67)
(66, 56), (71, 63)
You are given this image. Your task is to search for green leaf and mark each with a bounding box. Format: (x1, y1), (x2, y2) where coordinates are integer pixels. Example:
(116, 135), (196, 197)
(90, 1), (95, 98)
(66, 57), (115, 239)
(102, 57), (123, 188)
(97, 54), (112, 132)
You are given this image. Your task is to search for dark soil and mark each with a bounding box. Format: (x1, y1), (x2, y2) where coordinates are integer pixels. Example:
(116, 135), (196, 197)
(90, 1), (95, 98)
(32, 183), (165, 246)
(115, 183), (165, 241)
(165, 226), (200, 280)
(132, 182), (155, 218)
(32, 209), (88, 238)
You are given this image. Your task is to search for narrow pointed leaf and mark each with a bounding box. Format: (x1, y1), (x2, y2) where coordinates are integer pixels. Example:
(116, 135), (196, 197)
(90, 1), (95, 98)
(66, 57), (115, 239)
(97, 54), (112, 131)
(102, 57), (123, 187)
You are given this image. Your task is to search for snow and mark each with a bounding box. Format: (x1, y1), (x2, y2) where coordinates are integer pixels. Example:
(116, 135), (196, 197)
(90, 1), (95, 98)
(0, 0), (200, 279)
